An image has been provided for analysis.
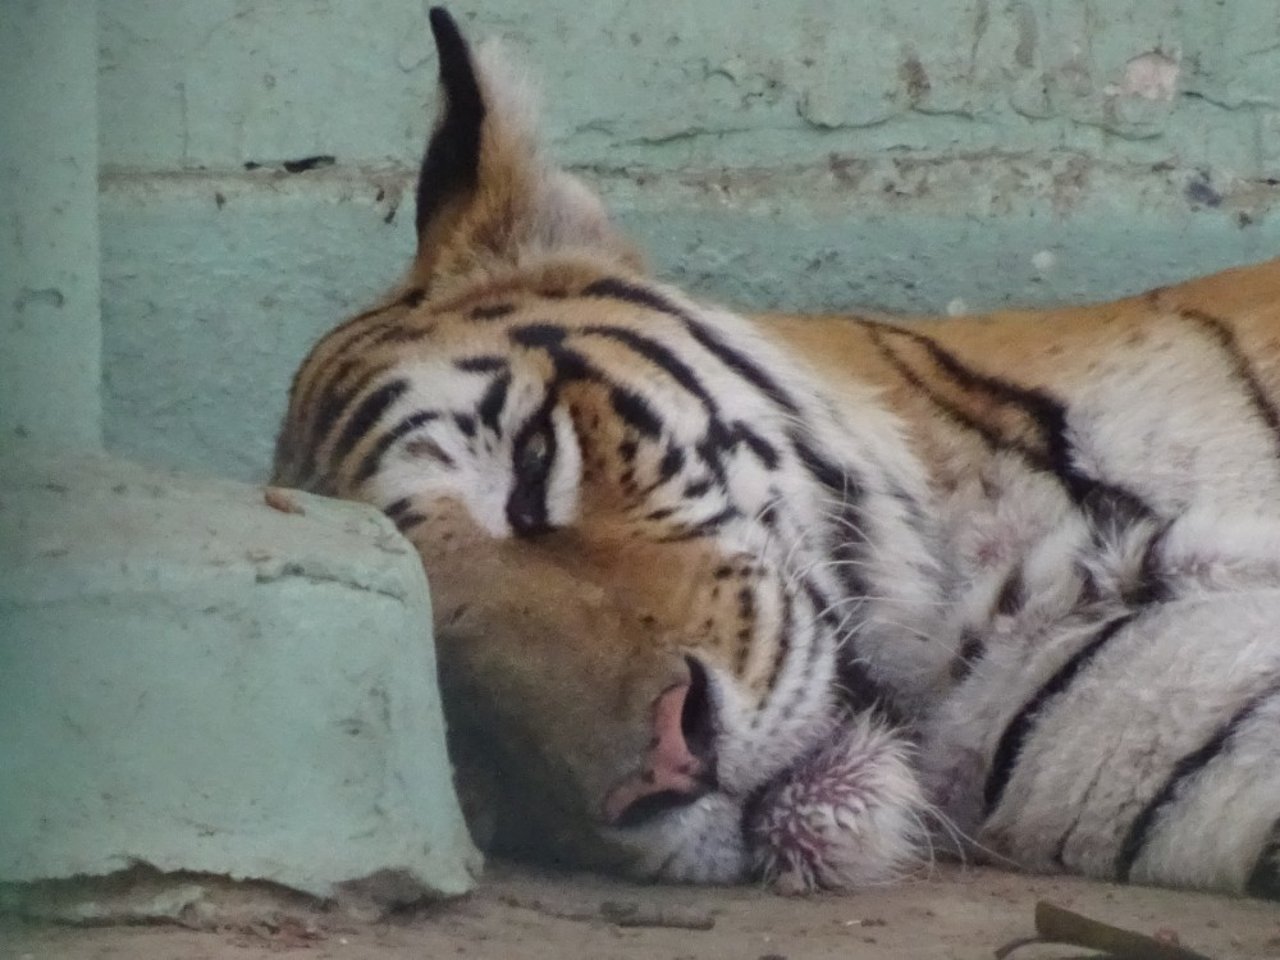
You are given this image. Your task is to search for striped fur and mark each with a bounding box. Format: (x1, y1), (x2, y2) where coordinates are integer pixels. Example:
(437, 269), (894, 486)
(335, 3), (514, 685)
(274, 9), (1280, 896)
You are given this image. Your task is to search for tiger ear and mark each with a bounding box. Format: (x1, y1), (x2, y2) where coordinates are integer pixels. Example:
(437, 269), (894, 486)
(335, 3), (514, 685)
(413, 8), (643, 289)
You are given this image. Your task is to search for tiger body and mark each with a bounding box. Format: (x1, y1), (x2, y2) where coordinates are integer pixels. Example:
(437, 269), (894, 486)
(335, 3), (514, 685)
(274, 9), (1280, 897)
(769, 274), (1280, 894)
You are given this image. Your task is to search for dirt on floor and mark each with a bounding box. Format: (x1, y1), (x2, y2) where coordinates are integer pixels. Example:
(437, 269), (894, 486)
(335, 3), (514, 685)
(4, 863), (1279, 960)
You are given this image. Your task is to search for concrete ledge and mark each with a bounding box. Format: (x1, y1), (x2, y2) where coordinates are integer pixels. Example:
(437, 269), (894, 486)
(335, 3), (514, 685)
(0, 454), (479, 908)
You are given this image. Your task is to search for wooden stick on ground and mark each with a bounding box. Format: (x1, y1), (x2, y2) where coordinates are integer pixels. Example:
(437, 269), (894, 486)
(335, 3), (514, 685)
(996, 901), (1214, 960)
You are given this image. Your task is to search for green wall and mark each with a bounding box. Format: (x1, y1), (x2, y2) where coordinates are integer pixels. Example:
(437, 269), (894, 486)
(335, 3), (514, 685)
(1, 1), (102, 452)
(98, 0), (1280, 481)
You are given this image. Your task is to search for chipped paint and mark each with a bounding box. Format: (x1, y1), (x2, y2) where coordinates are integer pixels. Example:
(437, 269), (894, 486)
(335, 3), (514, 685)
(1107, 51), (1180, 101)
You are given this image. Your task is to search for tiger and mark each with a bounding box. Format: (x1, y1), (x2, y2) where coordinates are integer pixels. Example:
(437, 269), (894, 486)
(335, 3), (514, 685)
(272, 7), (1280, 898)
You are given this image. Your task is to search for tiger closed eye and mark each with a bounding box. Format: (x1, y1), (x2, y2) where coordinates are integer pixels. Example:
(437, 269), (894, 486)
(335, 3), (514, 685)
(522, 432), (551, 468)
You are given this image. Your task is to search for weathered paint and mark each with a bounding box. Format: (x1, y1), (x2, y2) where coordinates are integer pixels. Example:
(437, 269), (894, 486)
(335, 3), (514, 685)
(0, 0), (102, 452)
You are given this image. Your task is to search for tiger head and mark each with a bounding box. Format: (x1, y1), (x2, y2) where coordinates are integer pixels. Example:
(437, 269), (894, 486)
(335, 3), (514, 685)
(273, 8), (951, 889)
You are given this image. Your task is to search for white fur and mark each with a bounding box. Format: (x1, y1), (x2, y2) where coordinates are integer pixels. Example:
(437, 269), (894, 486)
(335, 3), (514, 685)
(749, 715), (926, 893)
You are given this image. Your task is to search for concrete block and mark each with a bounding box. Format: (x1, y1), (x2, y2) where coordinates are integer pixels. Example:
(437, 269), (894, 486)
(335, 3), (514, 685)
(0, 454), (480, 904)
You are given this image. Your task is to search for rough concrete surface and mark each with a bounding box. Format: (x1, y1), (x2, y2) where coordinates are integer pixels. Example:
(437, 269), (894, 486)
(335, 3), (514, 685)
(0, 0), (102, 451)
(95, 0), (1280, 483)
(0, 454), (479, 904)
(5, 863), (1278, 960)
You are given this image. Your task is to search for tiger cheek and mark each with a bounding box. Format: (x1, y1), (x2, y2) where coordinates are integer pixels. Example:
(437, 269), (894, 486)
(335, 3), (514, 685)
(563, 392), (625, 512)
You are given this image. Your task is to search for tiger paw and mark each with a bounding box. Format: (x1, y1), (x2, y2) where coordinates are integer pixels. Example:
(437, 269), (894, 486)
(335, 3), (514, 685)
(745, 716), (926, 894)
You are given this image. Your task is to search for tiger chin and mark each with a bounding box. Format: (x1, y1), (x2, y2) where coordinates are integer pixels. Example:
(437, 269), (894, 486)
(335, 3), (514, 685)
(274, 9), (1280, 898)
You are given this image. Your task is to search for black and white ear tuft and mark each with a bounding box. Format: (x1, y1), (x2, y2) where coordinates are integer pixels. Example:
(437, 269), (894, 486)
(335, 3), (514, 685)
(411, 7), (644, 288)
(416, 8), (485, 243)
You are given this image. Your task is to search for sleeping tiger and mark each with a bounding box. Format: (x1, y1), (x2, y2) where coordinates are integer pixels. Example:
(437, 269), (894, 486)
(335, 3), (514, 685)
(273, 8), (1280, 898)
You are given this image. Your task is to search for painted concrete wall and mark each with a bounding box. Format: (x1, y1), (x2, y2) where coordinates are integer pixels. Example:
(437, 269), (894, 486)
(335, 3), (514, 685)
(1, 1), (102, 452)
(98, 0), (1280, 480)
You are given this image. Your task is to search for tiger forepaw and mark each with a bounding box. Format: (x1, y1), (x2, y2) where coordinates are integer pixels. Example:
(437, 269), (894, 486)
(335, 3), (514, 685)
(746, 716), (925, 893)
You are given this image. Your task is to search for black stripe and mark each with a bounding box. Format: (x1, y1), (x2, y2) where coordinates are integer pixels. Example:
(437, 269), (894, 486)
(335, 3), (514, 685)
(609, 386), (663, 438)
(734, 423), (780, 470)
(581, 277), (688, 321)
(510, 323), (567, 349)
(788, 430), (858, 498)
(297, 306), (411, 436)
(983, 613), (1136, 817)
(515, 317), (782, 481)
(298, 358), (360, 476)
(581, 324), (717, 408)
(1122, 522), (1174, 606)
(580, 278), (803, 416)
(509, 324), (600, 393)
(1115, 677), (1280, 882)
(684, 478), (713, 498)
(302, 360), (395, 487)
(657, 505), (739, 542)
(477, 373), (512, 435)
(950, 631), (986, 682)
(835, 655), (890, 717)
(330, 378), (409, 472)
(455, 355), (509, 373)
(864, 320), (1151, 522)
(453, 413), (477, 437)
(658, 446), (685, 481)
(867, 327), (1009, 453)
(995, 568), (1025, 616)
(762, 584), (796, 697)
(383, 497), (413, 519)
(291, 303), (395, 415)
(368, 322), (434, 347)
(506, 401), (558, 536)
(829, 497), (871, 599)
(1246, 817), (1280, 899)
(555, 350), (599, 386)
(683, 319), (801, 416)
(307, 358), (363, 444)
(395, 512), (427, 533)
(355, 409), (441, 484)
(1181, 308), (1280, 458)
(469, 302), (515, 321)
(802, 579), (839, 628)
(398, 287), (426, 308)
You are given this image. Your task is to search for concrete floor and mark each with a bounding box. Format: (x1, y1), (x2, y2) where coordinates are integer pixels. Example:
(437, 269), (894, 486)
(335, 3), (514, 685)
(5, 863), (1278, 960)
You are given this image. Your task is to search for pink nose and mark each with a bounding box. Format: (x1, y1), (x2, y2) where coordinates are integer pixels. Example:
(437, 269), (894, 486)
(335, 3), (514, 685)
(601, 682), (711, 826)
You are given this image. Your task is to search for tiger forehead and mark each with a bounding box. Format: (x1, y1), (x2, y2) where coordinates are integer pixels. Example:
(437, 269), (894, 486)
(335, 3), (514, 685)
(298, 281), (634, 388)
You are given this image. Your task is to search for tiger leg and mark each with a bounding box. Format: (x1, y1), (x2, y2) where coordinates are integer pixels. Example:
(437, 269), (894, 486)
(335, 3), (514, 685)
(922, 514), (1280, 897)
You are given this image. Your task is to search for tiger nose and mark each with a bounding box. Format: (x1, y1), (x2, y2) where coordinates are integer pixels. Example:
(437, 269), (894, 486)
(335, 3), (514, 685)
(601, 657), (718, 827)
